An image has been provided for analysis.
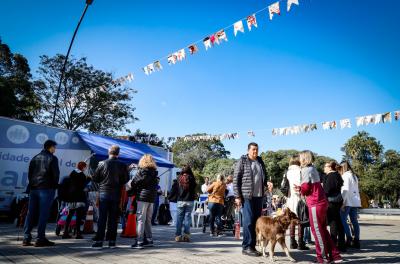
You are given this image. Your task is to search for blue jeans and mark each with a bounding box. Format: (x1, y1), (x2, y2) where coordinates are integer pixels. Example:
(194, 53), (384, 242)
(208, 202), (223, 233)
(304, 226), (312, 243)
(24, 189), (55, 241)
(340, 206), (360, 240)
(175, 201), (194, 236)
(242, 197), (263, 249)
(96, 192), (120, 242)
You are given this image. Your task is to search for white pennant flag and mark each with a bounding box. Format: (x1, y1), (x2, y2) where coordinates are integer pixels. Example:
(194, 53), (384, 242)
(167, 54), (177, 65)
(287, 0), (299, 12)
(340, 119), (351, 129)
(176, 49), (186, 61)
(246, 14), (257, 31)
(143, 63), (154, 75)
(268, 1), (281, 20)
(203, 37), (212, 50)
(216, 29), (228, 42)
(374, 113), (383, 124)
(234, 20), (245, 36)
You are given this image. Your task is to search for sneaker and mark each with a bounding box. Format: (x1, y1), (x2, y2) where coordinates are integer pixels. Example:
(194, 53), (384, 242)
(182, 234), (190, 242)
(34, 239), (55, 247)
(216, 232), (225, 238)
(142, 239), (154, 247)
(242, 248), (261, 257)
(22, 239), (32, 246)
(108, 241), (116, 248)
(210, 232), (216, 237)
(92, 241), (103, 249)
(175, 236), (183, 242)
(131, 240), (144, 249)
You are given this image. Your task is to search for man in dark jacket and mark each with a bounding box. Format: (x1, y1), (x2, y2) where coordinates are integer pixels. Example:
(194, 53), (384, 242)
(233, 142), (268, 256)
(23, 140), (59, 247)
(91, 145), (128, 249)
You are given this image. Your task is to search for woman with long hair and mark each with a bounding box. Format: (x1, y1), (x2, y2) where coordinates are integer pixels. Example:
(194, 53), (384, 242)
(294, 151), (342, 264)
(207, 174), (226, 237)
(323, 161), (346, 252)
(339, 161), (361, 249)
(175, 165), (197, 242)
(131, 154), (158, 249)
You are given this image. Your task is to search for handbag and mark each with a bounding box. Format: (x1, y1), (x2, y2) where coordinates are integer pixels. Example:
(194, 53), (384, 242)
(297, 197), (310, 227)
(328, 193), (343, 203)
(280, 171), (290, 197)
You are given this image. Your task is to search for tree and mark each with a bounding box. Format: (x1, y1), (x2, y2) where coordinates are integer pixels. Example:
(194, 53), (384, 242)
(127, 129), (173, 149)
(202, 158), (236, 181)
(0, 38), (40, 120)
(171, 135), (230, 183)
(341, 131), (384, 175)
(34, 54), (137, 135)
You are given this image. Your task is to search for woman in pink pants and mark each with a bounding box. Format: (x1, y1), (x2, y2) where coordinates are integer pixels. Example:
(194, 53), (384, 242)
(295, 151), (342, 264)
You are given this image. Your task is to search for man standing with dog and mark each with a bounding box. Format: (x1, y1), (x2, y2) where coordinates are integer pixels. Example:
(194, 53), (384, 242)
(233, 142), (268, 257)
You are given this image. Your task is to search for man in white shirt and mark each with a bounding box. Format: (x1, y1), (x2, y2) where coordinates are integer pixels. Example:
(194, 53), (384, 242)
(201, 177), (210, 194)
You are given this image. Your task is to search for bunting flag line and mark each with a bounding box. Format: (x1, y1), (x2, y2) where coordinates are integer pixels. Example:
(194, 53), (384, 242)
(203, 37), (212, 50)
(167, 54), (178, 65)
(340, 118), (351, 129)
(287, 0), (299, 12)
(210, 34), (219, 46)
(246, 14), (258, 31)
(176, 49), (186, 61)
(247, 131), (255, 137)
(395, 111), (400, 121)
(154, 61), (163, 71)
(269, 1), (281, 20)
(143, 63), (155, 76)
(216, 29), (228, 42)
(188, 44), (198, 55)
(234, 20), (245, 36)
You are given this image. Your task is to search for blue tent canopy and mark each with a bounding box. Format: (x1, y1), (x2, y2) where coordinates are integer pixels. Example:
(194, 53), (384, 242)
(78, 132), (174, 168)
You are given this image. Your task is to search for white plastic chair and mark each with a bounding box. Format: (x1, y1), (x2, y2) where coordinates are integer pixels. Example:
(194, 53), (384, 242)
(191, 201), (209, 227)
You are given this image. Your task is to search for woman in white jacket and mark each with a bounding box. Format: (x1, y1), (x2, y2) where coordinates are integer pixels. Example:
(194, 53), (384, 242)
(286, 155), (309, 250)
(339, 161), (361, 249)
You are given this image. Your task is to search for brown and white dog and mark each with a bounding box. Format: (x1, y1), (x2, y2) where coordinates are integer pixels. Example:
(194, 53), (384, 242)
(255, 208), (299, 262)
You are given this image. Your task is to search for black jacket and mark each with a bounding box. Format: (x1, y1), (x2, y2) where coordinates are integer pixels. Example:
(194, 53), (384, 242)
(168, 181), (179, 203)
(233, 155), (268, 200)
(28, 149), (60, 190)
(177, 174), (197, 202)
(131, 167), (158, 203)
(92, 157), (129, 194)
(66, 170), (87, 202)
(323, 171), (344, 199)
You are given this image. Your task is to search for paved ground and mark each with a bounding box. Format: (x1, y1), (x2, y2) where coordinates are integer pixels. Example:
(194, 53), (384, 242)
(0, 220), (399, 264)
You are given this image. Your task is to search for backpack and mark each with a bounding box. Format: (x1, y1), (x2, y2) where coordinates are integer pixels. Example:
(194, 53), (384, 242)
(280, 171), (290, 197)
(297, 198), (310, 227)
(157, 203), (172, 225)
(58, 177), (72, 202)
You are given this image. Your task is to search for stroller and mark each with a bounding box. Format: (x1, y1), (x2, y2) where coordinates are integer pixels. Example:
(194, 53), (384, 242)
(202, 196), (236, 235)
(55, 205), (77, 236)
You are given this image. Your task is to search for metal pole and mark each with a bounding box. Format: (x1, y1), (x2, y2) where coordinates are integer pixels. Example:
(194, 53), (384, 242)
(51, 1), (93, 125)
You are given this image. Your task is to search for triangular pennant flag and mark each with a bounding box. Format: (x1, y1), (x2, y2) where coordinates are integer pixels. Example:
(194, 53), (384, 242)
(246, 14), (257, 31)
(374, 114), (383, 124)
(272, 128), (278, 136)
(153, 61), (163, 71)
(340, 118), (351, 129)
(167, 54), (177, 65)
(310, 124), (318, 131)
(394, 111), (400, 121)
(216, 29), (228, 42)
(287, 0), (299, 12)
(176, 49), (186, 61)
(188, 44), (198, 55)
(234, 20), (245, 36)
(126, 73), (134, 82)
(322, 121), (330, 130)
(210, 34), (219, 45)
(382, 112), (392, 123)
(247, 131), (255, 137)
(203, 37), (212, 50)
(356, 116), (365, 127)
(268, 1), (281, 20)
(143, 63), (154, 75)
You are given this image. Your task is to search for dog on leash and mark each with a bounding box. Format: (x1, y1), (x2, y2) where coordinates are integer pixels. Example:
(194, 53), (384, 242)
(255, 208), (299, 262)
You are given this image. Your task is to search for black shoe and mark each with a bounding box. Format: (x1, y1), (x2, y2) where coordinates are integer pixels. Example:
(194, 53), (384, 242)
(34, 239), (55, 247)
(131, 240), (144, 249)
(290, 238), (298, 249)
(108, 241), (116, 248)
(338, 244), (347, 252)
(142, 239), (154, 247)
(22, 239), (32, 246)
(351, 239), (360, 249)
(92, 241), (103, 249)
(242, 248), (261, 257)
(298, 242), (310, 250)
(345, 238), (352, 248)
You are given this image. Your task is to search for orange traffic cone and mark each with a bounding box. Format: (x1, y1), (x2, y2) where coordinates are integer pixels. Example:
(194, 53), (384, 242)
(121, 196), (137, 238)
(83, 205), (95, 234)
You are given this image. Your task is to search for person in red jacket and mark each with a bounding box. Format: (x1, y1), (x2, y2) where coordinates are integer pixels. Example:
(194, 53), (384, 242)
(294, 151), (342, 264)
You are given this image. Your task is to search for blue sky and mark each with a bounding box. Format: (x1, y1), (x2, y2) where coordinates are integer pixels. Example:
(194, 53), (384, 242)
(1, 0), (399, 160)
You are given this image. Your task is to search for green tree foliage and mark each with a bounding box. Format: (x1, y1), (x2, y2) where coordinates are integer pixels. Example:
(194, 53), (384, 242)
(34, 54), (137, 135)
(202, 158), (236, 181)
(0, 39), (40, 120)
(128, 129), (173, 149)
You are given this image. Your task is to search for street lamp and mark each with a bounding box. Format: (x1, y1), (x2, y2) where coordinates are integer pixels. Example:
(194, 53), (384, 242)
(51, 0), (94, 126)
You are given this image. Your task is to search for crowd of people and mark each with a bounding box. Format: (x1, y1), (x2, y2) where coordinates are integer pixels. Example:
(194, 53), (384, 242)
(21, 140), (362, 263)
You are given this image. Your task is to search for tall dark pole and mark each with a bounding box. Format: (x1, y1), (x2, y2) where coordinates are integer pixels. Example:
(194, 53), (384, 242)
(51, 0), (93, 126)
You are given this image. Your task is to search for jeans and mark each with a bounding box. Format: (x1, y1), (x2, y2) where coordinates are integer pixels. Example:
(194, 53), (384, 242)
(327, 202), (345, 247)
(208, 202), (223, 233)
(24, 189), (55, 241)
(136, 201), (154, 241)
(340, 206), (360, 240)
(304, 226), (312, 243)
(175, 201), (194, 236)
(152, 199), (159, 224)
(96, 192), (120, 242)
(242, 197), (263, 249)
